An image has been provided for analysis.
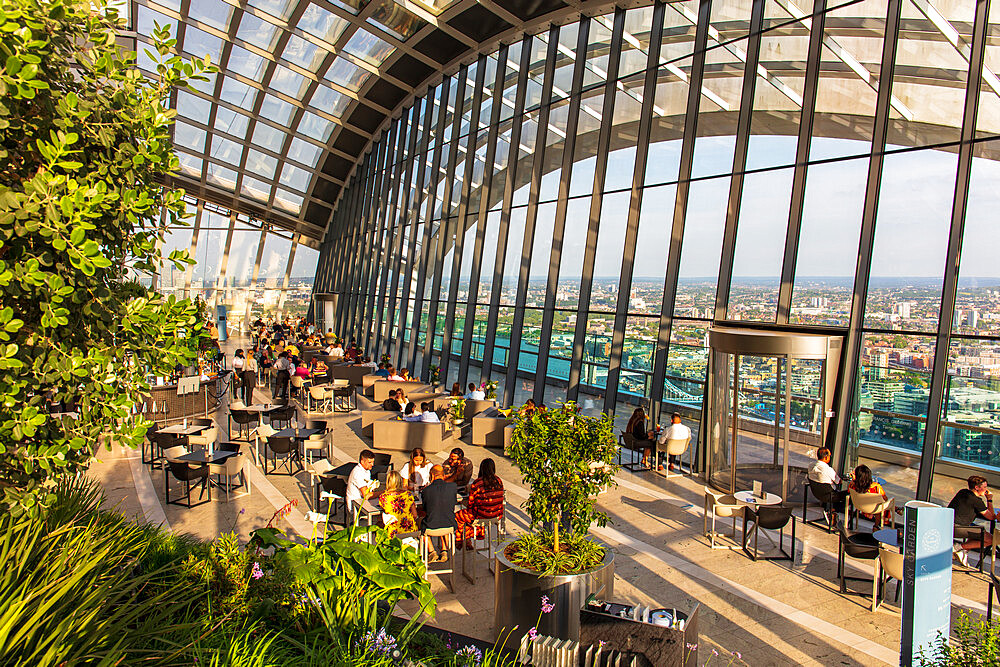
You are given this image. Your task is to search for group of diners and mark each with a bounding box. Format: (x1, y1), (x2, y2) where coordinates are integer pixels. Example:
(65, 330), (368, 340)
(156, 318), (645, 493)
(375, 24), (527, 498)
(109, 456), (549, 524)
(807, 446), (996, 567)
(380, 389), (442, 423)
(625, 407), (691, 471)
(343, 447), (504, 561)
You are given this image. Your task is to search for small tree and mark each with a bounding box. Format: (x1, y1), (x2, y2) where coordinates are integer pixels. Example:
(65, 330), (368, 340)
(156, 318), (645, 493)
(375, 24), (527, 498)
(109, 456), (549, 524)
(508, 403), (619, 561)
(0, 0), (213, 514)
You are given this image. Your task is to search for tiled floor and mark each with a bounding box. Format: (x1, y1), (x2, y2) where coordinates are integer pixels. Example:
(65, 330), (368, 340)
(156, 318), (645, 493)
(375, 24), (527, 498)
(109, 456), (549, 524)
(86, 338), (996, 666)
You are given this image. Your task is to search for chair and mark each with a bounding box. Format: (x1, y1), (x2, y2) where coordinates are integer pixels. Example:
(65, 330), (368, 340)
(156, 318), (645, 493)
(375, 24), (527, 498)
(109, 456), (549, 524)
(837, 526), (880, 612)
(209, 451), (249, 502)
(742, 505), (795, 562)
(192, 417), (215, 427)
(268, 404), (295, 430)
(462, 500), (505, 584)
(334, 382), (355, 412)
(229, 407), (257, 441)
(186, 425), (218, 451)
(265, 435), (303, 476)
(230, 399), (247, 409)
(421, 527), (456, 592)
(954, 524), (988, 573)
(250, 424), (277, 466)
(848, 488), (895, 529)
(164, 449), (211, 508)
(308, 385), (332, 414)
(142, 422), (160, 465)
(704, 486), (741, 549)
(802, 480), (837, 533)
(290, 375), (305, 398)
(877, 546), (904, 610)
(304, 429), (329, 463)
(308, 458), (335, 501)
(316, 475), (349, 526)
(656, 436), (691, 479)
(617, 431), (645, 472)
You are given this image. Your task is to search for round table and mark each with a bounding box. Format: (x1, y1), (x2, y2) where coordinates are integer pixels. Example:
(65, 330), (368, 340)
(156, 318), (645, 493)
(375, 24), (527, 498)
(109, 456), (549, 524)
(873, 527), (902, 551)
(734, 490), (783, 507)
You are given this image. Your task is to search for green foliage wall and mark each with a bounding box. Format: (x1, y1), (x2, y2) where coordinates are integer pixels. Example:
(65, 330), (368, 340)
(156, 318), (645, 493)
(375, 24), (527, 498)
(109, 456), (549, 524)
(0, 0), (212, 513)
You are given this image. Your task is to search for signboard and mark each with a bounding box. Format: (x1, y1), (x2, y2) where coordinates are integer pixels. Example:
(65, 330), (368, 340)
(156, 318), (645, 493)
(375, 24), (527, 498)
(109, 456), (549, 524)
(901, 500), (953, 666)
(216, 305), (228, 342)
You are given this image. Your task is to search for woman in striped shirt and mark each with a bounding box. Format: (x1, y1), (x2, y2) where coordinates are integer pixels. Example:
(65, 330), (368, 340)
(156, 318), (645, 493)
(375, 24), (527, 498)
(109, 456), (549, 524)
(456, 458), (505, 549)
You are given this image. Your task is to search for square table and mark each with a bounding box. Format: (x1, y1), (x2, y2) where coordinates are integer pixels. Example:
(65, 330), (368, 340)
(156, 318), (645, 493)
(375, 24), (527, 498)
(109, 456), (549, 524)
(274, 427), (323, 440)
(160, 423), (211, 436)
(175, 449), (238, 465)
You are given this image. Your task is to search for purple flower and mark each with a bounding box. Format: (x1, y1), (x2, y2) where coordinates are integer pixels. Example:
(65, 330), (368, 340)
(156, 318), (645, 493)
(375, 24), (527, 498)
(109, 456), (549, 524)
(598, 640), (606, 649)
(540, 595), (554, 614)
(456, 645), (483, 666)
(250, 562), (263, 580)
(359, 628), (397, 655)
(527, 627), (537, 641)
(239, 508), (245, 515)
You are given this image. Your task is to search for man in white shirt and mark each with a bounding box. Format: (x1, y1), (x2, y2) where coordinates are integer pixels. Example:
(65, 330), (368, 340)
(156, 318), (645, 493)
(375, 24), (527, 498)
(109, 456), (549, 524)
(465, 382), (486, 400)
(346, 450), (376, 511)
(329, 342), (345, 359)
(656, 413), (691, 472)
(419, 402), (441, 423)
(807, 447), (848, 526)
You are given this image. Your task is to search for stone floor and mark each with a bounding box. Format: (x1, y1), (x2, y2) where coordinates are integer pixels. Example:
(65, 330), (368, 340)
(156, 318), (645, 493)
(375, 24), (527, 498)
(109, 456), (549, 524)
(85, 338), (997, 666)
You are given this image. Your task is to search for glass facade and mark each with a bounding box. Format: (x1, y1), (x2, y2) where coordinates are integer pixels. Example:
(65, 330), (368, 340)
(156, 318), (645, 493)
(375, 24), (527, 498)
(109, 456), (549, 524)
(315, 0), (1000, 502)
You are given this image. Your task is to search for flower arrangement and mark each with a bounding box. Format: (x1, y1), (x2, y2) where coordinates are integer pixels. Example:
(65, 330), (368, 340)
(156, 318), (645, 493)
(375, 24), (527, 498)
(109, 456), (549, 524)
(380, 353), (392, 366)
(481, 380), (498, 400)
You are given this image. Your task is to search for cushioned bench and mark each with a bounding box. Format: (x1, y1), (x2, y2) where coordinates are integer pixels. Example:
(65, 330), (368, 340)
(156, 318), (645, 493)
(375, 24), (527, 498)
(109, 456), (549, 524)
(472, 407), (512, 448)
(373, 416), (450, 453)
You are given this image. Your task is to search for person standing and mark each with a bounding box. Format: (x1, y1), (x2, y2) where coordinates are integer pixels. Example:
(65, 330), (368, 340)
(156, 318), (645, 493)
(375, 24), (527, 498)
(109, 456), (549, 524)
(273, 351), (292, 400)
(241, 349), (258, 404)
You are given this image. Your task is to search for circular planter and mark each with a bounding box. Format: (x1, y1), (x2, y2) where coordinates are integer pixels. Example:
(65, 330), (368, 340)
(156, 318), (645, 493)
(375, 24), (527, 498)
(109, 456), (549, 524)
(494, 537), (614, 646)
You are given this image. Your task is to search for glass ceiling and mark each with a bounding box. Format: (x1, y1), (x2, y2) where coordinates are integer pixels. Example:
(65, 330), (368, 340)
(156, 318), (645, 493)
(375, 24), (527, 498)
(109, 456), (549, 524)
(131, 0), (458, 236)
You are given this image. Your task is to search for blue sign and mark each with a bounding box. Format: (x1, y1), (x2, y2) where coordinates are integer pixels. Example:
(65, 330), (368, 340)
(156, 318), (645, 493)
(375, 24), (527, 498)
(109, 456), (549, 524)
(901, 500), (953, 666)
(217, 305), (228, 342)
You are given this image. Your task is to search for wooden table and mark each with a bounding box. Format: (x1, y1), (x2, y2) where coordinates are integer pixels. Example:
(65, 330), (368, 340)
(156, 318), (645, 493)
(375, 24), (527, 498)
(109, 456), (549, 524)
(160, 423), (211, 436)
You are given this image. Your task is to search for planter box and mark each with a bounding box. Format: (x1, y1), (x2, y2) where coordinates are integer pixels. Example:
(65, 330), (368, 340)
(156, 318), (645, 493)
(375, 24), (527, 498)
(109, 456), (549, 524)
(494, 537), (614, 646)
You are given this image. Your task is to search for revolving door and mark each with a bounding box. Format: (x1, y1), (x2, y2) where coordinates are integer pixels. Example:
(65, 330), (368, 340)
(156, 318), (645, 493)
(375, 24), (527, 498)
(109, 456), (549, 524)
(706, 328), (843, 501)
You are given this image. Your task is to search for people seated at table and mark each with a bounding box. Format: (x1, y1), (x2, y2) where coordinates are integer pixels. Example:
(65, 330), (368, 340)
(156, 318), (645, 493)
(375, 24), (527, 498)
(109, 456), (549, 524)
(400, 368), (411, 381)
(450, 382), (462, 397)
(656, 412), (691, 472)
(284, 341), (300, 360)
(310, 358), (328, 377)
(396, 388), (409, 406)
(403, 402), (422, 421)
(328, 342), (345, 359)
(346, 450), (377, 512)
(807, 447), (848, 525)
(419, 402), (441, 423)
(380, 471), (419, 538)
(401, 447), (433, 490)
(443, 447), (474, 489)
(626, 407), (655, 468)
(465, 382), (485, 400)
(382, 389), (403, 412)
(421, 465), (458, 562)
(455, 458), (505, 549)
(375, 363), (390, 378)
(950, 475), (996, 566)
(294, 360), (311, 379)
(848, 464), (891, 525)
(361, 356), (378, 368)
(387, 366), (405, 382)
(519, 399), (536, 416)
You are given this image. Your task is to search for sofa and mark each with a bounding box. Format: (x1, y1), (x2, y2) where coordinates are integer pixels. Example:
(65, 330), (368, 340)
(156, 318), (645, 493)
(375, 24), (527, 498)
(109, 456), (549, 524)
(372, 416), (451, 453)
(472, 407), (513, 448)
(371, 380), (433, 401)
(330, 364), (375, 386)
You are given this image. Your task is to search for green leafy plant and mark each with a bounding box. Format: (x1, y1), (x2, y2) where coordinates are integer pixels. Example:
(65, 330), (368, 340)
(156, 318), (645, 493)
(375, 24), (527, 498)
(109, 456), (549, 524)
(429, 364), (440, 385)
(251, 522), (435, 638)
(918, 611), (1000, 666)
(0, 0), (215, 515)
(506, 402), (619, 573)
(452, 397), (466, 422)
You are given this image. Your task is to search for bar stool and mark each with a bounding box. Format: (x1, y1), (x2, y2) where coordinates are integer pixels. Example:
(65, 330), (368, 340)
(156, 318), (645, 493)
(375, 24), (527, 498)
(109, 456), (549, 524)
(462, 514), (504, 583)
(421, 527), (456, 592)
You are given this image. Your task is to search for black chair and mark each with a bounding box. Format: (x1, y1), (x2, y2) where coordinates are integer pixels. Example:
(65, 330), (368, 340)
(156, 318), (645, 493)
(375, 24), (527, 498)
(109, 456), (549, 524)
(954, 524), (988, 573)
(617, 432), (646, 472)
(742, 505), (796, 562)
(987, 568), (1000, 618)
(802, 480), (837, 533)
(316, 475), (349, 525)
(837, 526), (880, 608)
(373, 452), (392, 469)
(334, 384), (355, 412)
(229, 408), (257, 441)
(308, 420), (329, 434)
(265, 435), (303, 475)
(165, 460), (211, 507)
(219, 441), (241, 453)
(142, 422), (160, 465)
(149, 431), (183, 467)
(193, 417), (215, 427)
(268, 404), (295, 430)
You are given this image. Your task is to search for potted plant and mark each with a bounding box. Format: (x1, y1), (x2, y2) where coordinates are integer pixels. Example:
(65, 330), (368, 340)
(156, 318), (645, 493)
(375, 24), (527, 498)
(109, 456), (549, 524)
(495, 402), (620, 644)
(482, 379), (498, 400)
(451, 398), (466, 425)
(429, 364), (440, 390)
